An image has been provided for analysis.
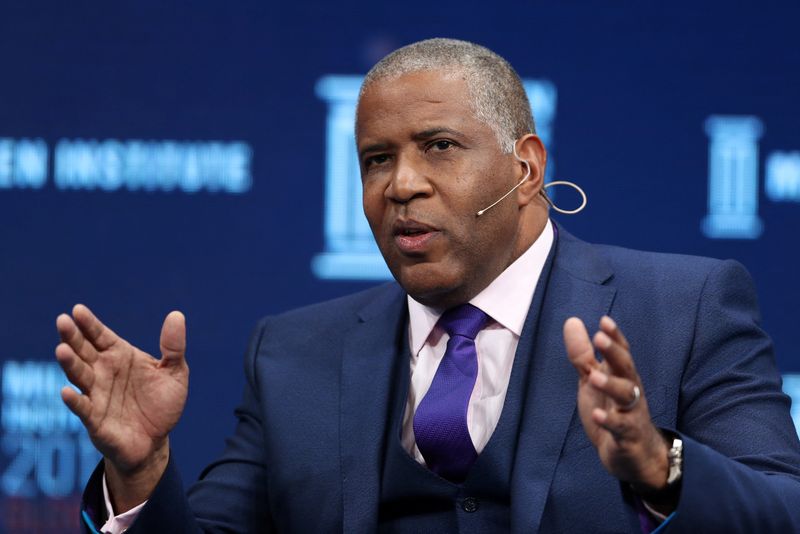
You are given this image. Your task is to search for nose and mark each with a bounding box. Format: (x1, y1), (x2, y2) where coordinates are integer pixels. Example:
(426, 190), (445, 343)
(386, 153), (433, 204)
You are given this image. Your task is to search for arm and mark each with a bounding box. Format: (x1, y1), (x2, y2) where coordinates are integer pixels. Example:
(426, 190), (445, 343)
(564, 260), (800, 532)
(78, 317), (275, 533)
(55, 305), (189, 530)
(664, 260), (800, 531)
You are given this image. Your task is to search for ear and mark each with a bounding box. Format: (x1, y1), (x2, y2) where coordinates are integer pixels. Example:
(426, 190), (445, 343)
(514, 134), (547, 207)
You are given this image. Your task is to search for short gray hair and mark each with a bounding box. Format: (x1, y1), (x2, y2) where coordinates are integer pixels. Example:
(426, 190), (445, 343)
(357, 38), (535, 153)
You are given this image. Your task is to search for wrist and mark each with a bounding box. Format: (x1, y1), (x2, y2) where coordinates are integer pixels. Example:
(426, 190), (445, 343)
(105, 441), (169, 513)
(630, 430), (670, 493)
(631, 430), (683, 514)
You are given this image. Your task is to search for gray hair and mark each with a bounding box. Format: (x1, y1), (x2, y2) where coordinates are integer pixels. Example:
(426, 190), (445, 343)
(357, 38), (535, 153)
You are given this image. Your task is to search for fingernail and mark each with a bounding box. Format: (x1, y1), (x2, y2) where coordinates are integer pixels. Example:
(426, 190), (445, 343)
(602, 316), (617, 330)
(596, 331), (611, 349)
(593, 408), (608, 423)
(590, 369), (608, 387)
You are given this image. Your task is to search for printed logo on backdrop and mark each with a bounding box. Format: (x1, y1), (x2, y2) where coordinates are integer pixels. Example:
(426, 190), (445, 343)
(701, 116), (800, 433)
(703, 115), (800, 239)
(1, 361), (100, 530)
(0, 138), (253, 193)
(312, 75), (558, 281)
(784, 375), (800, 438)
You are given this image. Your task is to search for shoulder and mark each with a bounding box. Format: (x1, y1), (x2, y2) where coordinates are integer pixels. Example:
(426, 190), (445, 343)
(240, 283), (406, 370)
(556, 225), (746, 290)
(253, 282), (405, 336)
(597, 243), (727, 281)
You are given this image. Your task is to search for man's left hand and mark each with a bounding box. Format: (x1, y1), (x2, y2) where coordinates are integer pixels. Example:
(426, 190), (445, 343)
(563, 315), (670, 495)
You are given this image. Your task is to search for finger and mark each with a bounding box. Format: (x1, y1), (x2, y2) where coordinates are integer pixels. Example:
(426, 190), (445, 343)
(599, 315), (630, 351)
(159, 311), (186, 367)
(594, 330), (637, 380)
(588, 369), (640, 408)
(564, 317), (598, 377)
(592, 407), (634, 441)
(72, 304), (119, 351)
(56, 313), (98, 364)
(55, 343), (95, 392)
(61, 386), (93, 424)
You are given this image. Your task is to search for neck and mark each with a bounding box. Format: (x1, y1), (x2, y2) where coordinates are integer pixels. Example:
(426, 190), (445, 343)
(510, 204), (549, 265)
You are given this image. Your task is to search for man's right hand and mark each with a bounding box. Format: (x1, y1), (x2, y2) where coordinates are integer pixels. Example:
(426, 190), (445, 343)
(55, 304), (189, 513)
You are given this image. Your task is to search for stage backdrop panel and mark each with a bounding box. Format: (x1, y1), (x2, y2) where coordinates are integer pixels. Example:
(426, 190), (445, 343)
(1, 2), (798, 531)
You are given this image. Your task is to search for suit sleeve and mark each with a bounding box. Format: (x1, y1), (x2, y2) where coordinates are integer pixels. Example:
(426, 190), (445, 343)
(80, 318), (275, 533)
(664, 260), (800, 532)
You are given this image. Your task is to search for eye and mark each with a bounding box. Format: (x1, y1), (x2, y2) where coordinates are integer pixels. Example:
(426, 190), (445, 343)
(428, 139), (455, 152)
(364, 154), (390, 169)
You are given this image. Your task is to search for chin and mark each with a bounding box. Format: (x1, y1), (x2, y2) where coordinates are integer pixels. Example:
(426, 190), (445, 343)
(392, 261), (466, 307)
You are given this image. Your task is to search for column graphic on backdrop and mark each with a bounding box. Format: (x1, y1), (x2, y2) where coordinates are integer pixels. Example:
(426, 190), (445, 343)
(702, 115), (800, 239)
(702, 116), (764, 239)
(312, 75), (558, 281)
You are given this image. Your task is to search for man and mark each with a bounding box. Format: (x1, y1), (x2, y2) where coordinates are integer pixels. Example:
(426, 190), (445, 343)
(56, 39), (800, 533)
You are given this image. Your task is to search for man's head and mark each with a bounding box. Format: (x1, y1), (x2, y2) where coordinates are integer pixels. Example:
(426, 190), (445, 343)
(357, 38), (535, 154)
(356, 38), (549, 309)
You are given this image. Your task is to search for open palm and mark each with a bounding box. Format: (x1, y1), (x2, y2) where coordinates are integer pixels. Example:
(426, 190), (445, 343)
(56, 304), (189, 473)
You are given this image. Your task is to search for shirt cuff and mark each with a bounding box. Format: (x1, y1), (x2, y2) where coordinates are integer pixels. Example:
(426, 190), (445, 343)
(641, 499), (669, 522)
(101, 473), (147, 533)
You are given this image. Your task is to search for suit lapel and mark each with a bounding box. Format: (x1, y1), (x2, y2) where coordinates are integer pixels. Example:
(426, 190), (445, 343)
(339, 285), (407, 532)
(511, 225), (617, 533)
(337, 225), (618, 532)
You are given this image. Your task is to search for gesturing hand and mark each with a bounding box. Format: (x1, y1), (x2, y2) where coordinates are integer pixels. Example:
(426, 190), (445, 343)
(563, 316), (670, 495)
(55, 304), (189, 511)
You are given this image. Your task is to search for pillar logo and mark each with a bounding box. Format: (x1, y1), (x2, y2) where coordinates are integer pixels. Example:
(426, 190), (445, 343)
(312, 75), (558, 281)
(703, 115), (800, 239)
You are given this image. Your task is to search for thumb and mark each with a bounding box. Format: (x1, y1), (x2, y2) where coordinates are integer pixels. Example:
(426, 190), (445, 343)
(159, 311), (186, 366)
(563, 317), (596, 377)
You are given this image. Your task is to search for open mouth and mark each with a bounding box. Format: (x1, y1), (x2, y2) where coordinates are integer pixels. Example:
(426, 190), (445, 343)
(399, 228), (428, 236)
(393, 218), (436, 235)
(392, 219), (439, 254)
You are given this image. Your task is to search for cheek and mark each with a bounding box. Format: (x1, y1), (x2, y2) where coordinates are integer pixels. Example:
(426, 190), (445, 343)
(448, 200), (519, 264)
(439, 161), (510, 216)
(362, 183), (387, 231)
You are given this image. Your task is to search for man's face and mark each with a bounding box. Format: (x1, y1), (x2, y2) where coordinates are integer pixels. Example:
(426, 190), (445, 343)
(356, 69), (529, 308)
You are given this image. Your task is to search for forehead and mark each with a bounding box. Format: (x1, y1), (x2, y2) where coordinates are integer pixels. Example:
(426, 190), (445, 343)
(356, 70), (492, 143)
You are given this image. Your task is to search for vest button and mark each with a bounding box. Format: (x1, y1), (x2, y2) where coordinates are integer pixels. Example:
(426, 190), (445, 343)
(461, 497), (479, 513)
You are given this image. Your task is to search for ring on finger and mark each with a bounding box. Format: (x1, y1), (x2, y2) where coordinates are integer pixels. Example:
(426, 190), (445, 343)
(618, 385), (640, 412)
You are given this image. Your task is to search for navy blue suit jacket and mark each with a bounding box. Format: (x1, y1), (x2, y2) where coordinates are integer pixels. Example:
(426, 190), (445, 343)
(83, 227), (800, 532)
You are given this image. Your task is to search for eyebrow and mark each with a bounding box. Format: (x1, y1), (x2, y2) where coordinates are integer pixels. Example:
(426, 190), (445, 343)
(412, 127), (464, 141)
(358, 127), (466, 159)
(358, 142), (391, 160)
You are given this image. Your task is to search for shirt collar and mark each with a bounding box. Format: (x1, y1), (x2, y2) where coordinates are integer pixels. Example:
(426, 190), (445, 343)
(407, 218), (554, 355)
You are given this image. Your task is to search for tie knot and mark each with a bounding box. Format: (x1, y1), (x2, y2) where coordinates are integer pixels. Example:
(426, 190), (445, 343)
(438, 303), (489, 340)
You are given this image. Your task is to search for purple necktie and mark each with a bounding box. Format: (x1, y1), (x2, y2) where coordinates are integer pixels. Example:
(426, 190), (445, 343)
(413, 303), (490, 483)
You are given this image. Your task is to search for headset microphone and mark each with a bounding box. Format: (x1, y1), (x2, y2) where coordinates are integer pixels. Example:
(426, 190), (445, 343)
(476, 145), (531, 216)
(476, 142), (588, 217)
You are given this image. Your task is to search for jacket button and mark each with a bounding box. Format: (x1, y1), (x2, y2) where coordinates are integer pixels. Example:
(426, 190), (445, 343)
(461, 497), (479, 513)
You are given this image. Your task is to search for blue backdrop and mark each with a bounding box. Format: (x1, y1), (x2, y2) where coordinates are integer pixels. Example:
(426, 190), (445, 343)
(1, 2), (799, 531)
